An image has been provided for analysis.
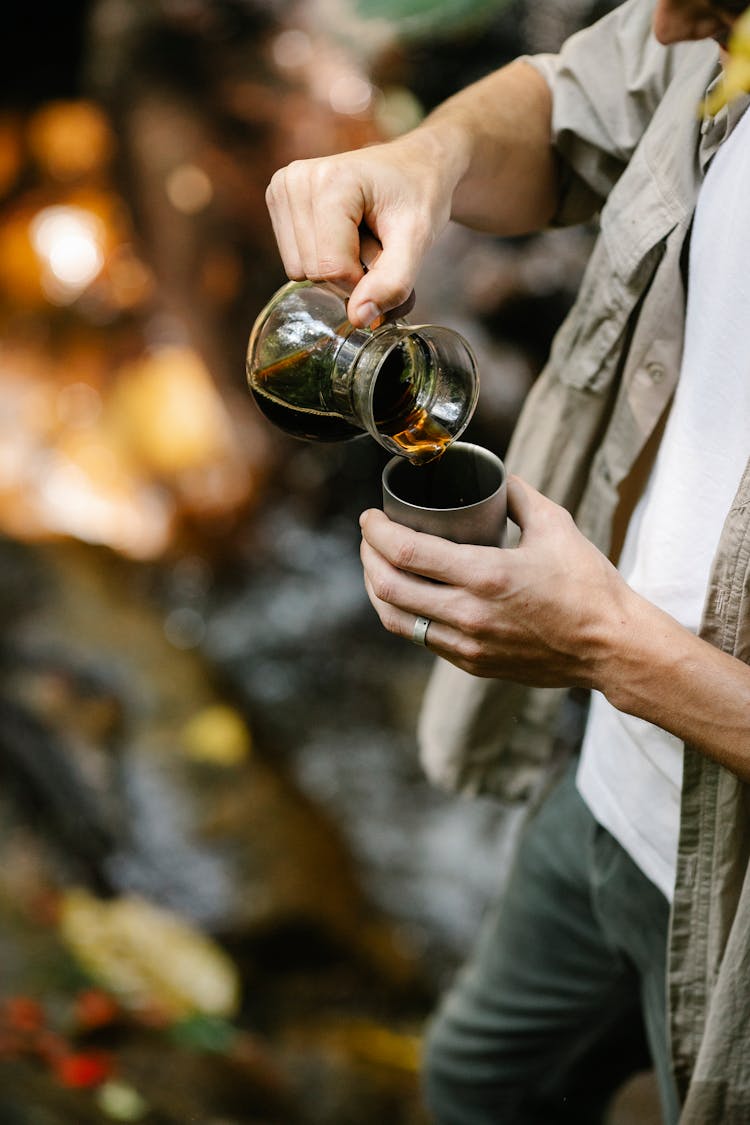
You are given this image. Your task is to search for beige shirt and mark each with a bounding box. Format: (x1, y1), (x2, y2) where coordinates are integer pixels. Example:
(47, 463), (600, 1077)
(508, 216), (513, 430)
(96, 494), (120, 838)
(578, 98), (750, 904)
(417, 0), (750, 1117)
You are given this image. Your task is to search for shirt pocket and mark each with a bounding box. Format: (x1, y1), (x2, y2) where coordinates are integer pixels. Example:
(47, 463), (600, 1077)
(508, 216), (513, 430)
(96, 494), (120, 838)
(549, 146), (678, 394)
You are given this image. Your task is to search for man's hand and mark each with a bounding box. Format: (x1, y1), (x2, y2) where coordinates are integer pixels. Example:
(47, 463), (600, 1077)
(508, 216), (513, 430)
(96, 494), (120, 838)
(265, 60), (558, 328)
(361, 473), (750, 780)
(265, 131), (464, 328)
(359, 475), (632, 689)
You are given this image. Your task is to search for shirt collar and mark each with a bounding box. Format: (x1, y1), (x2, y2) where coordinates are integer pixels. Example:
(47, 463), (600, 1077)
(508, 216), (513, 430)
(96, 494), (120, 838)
(699, 72), (750, 169)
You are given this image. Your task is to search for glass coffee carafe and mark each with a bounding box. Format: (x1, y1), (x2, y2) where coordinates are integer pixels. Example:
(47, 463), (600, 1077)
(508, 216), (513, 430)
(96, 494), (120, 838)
(246, 280), (479, 465)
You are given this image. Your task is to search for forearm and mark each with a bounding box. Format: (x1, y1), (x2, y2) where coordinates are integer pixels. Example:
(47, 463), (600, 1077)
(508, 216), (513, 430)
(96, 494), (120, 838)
(413, 59), (558, 236)
(599, 592), (750, 781)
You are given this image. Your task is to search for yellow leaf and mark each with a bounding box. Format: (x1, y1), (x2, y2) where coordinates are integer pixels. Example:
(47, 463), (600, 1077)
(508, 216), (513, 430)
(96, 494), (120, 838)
(701, 8), (750, 116)
(181, 704), (252, 766)
(314, 1018), (422, 1073)
(59, 889), (240, 1020)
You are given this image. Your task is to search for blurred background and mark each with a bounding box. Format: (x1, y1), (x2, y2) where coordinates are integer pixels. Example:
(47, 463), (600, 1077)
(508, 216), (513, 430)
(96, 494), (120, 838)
(0, 1), (621, 1121)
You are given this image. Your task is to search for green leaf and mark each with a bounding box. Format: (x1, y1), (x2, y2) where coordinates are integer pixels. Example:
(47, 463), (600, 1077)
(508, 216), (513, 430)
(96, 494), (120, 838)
(169, 1013), (237, 1053)
(350, 0), (510, 37)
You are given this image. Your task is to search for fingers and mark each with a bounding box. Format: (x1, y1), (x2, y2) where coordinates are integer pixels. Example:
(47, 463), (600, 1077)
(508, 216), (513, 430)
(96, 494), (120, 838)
(506, 473), (577, 542)
(359, 509), (495, 587)
(362, 569), (461, 657)
(363, 570), (436, 644)
(361, 554), (488, 673)
(266, 158), (365, 292)
(506, 473), (548, 534)
(360, 534), (450, 619)
(505, 474), (534, 531)
(266, 175), (305, 281)
(359, 515), (494, 659)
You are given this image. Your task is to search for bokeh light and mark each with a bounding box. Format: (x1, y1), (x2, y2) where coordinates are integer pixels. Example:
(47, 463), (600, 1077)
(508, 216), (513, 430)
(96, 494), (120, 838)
(30, 205), (106, 301)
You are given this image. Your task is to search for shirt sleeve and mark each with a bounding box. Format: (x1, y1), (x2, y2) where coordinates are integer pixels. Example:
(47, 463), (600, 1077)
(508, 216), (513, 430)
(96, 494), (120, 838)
(523, 0), (687, 225)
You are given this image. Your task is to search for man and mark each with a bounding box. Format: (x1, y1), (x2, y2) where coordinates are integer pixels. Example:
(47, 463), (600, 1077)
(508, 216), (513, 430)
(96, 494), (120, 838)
(265, 1), (750, 1120)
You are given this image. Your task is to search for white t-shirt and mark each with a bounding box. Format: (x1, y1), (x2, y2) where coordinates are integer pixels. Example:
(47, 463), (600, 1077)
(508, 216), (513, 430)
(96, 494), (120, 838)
(576, 104), (750, 901)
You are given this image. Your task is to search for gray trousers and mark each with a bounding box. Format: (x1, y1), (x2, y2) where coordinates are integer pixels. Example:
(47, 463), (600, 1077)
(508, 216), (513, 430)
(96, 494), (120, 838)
(422, 758), (680, 1124)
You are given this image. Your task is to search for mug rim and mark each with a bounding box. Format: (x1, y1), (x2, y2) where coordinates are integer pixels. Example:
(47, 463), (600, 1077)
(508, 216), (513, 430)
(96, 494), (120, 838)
(382, 441), (506, 514)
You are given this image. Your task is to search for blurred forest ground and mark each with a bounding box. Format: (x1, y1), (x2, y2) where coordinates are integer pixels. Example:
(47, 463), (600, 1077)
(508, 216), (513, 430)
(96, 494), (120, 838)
(0, 2), (663, 1124)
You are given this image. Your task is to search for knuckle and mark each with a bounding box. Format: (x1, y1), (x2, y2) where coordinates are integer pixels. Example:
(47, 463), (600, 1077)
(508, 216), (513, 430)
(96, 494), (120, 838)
(371, 574), (396, 606)
(393, 540), (417, 571)
(280, 159), (314, 194)
(457, 635), (485, 667)
(551, 501), (573, 527)
(266, 168), (283, 194)
(314, 256), (350, 284)
(561, 507), (577, 534)
(286, 158), (309, 180)
(268, 164), (296, 194)
(468, 560), (498, 598)
(455, 599), (484, 636)
(310, 160), (337, 190)
(544, 500), (573, 534)
(473, 576), (499, 601)
(309, 158), (353, 201)
(380, 606), (401, 635)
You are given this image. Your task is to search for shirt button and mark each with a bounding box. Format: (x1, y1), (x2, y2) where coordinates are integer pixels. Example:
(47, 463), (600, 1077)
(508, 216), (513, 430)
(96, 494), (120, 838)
(646, 361), (665, 383)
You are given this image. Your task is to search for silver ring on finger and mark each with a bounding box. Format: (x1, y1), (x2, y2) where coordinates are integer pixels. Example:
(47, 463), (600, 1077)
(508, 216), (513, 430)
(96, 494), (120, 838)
(412, 616), (431, 647)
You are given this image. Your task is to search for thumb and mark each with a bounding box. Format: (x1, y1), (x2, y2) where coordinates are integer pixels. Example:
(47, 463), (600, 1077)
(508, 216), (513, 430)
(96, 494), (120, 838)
(347, 218), (428, 327)
(356, 226), (416, 322)
(506, 474), (551, 537)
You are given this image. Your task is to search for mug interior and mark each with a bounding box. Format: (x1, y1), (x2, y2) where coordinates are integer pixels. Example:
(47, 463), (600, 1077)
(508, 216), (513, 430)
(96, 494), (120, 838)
(384, 443), (504, 511)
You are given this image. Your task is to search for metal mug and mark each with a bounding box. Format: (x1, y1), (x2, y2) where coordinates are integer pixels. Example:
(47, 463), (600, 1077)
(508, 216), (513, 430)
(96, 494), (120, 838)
(382, 441), (507, 546)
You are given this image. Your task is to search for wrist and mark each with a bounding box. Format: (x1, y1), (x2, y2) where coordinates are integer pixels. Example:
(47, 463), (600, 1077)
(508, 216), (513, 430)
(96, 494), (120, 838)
(405, 115), (473, 195)
(592, 586), (681, 716)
